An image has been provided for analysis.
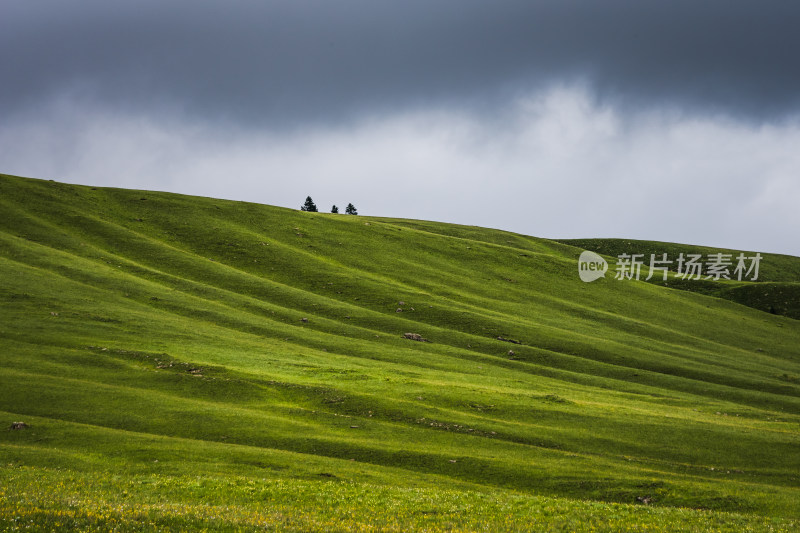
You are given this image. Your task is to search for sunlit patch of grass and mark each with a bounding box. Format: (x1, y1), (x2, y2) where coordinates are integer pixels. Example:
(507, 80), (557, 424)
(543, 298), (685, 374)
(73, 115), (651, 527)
(2, 467), (798, 532)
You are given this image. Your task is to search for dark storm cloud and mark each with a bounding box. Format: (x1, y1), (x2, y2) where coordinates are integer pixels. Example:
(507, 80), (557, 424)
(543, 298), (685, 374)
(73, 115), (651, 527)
(3, 0), (800, 127)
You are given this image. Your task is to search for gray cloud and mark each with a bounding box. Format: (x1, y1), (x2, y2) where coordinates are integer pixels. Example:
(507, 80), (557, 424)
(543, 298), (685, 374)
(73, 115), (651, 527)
(3, 0), (800, 128)
(3, 88), (799, 255)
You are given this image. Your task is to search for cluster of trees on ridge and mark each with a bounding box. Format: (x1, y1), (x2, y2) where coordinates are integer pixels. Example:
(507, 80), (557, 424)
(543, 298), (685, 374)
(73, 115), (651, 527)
(301, 196), (357, 215)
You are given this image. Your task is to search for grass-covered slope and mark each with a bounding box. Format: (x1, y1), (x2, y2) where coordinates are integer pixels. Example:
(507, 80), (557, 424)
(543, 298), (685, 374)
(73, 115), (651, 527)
(559, 237), (800, 320)
(1, 173), (799, 531)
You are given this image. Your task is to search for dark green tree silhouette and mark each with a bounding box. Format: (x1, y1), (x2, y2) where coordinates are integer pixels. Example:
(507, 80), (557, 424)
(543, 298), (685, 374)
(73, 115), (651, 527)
(300, 196), (318, 212)
(331, 205), (339, 214)
(345, 203), (358, 215)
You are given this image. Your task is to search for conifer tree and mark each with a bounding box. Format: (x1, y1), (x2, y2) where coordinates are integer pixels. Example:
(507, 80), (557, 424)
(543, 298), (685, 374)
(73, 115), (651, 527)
(300, 196), (318, 212)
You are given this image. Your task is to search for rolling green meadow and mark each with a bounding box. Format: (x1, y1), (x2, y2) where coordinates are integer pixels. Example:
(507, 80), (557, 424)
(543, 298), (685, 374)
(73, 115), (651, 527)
(1, 173), (799, 531)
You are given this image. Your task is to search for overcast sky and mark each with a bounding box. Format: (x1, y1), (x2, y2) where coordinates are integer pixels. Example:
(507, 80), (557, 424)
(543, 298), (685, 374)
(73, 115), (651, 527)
(2, 0), (799, 256)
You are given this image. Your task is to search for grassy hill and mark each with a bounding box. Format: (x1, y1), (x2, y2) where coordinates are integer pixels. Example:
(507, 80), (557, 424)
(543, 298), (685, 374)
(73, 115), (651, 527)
(1, 173), (799, 532)
(559, 238), (800, 320)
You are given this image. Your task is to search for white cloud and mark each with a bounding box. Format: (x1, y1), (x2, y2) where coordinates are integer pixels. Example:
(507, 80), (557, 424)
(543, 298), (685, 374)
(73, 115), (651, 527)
(2, 86), (799, 256)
